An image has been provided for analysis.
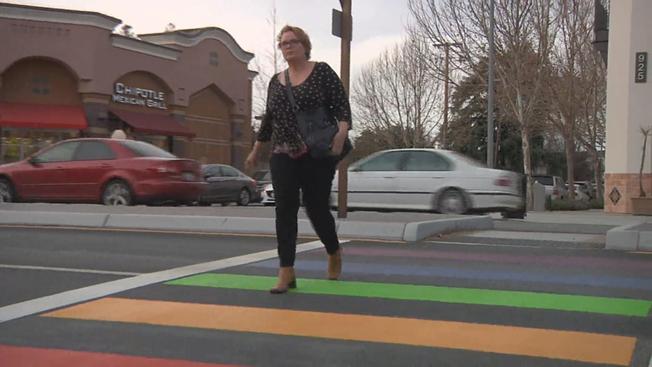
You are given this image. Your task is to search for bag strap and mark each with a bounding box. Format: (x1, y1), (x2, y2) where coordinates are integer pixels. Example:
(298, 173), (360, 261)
(283, 69), (300, 112)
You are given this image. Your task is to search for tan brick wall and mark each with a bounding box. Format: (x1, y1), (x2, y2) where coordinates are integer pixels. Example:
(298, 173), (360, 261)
(605, 173), (652, 213)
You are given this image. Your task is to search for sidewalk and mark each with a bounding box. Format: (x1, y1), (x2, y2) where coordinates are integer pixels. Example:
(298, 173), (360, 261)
(488, 210), (652, 251)
(1, 204), (651, 250)
(0, 203), (492, 242)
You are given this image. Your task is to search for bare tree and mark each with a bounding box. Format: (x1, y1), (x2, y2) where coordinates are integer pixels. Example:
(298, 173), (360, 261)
(118, 24), (137, 38)
(546, 0), (595, 199)
(249, 1), (282, 170)
(408, 0), (555, 206)
(639, 127), (652, 197)
(575, 25), (607, 200)
(351, 37), (443, 148)
(251, 1), (284, 124)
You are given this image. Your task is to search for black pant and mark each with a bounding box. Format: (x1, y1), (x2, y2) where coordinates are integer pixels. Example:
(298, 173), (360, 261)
(270, 153), (340, 267)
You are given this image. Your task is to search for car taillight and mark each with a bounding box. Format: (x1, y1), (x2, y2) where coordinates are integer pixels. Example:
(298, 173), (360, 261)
(494, 177), (511, 187)
(151, 164), (196, 181)
(156, 166), (178, 174)
(181, 172), (196, 181)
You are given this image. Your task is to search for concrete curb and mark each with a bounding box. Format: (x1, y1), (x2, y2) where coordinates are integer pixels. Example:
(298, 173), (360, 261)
(403, 215), (494, 242)
(0, 210), (491, 242)
(337, 220), (407, 241)
(605, 222), (644, 251)
(0, 210), (109, 227)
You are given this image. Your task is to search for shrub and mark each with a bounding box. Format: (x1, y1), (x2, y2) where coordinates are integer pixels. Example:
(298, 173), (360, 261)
(590, 198), (604, 209)
(549, 199), (591, 211)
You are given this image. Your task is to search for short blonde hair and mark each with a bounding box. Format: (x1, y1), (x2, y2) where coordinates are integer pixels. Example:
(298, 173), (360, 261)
(111, 129), (127, 139)
(277, 25), (312, 60)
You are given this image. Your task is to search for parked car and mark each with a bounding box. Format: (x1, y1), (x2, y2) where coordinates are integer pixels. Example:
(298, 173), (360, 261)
(260, 183), (275, 206)
(198, 164), (257, 206)
(0, 138), (205, 205)
(573, 181), (594, 201)
(258, 183), (304, 207)
(331, 149), (524, 215)
(252, 169), (272, 203)
(532, 175), (567, 200)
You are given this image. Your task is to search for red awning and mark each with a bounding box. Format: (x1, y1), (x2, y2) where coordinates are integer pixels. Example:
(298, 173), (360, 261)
(0, 102), (87, 129)
(110, 109), (195, 138)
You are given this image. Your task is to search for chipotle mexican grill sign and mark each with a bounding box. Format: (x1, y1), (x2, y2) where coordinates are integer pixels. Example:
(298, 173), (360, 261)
(112, 83), (168, 110)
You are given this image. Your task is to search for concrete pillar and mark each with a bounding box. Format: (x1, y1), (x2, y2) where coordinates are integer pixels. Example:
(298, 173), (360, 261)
(604, 0), (652, 213)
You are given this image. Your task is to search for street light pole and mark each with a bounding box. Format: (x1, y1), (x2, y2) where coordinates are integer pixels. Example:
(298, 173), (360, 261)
(337, 0), (352, 219)
(487, 0), (496, 168)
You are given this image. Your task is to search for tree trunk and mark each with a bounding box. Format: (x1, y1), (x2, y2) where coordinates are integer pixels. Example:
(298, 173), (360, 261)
(640, 131), (648, 198)
(494, 118), (502, 168)
(521, 127), (533, 209)
(565, 136), (575, 200)
(592, 150), (602, 202)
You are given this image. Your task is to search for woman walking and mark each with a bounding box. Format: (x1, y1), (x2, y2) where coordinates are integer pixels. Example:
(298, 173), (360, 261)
(245, 25), (351, 294)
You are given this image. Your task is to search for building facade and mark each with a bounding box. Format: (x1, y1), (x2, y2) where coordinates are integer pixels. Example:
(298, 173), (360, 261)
(0, 3), (256, 169)
(604, 0), (652, 213)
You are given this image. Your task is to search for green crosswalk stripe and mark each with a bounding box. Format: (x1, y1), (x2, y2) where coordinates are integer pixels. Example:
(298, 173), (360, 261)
(166, 273), (652, 317)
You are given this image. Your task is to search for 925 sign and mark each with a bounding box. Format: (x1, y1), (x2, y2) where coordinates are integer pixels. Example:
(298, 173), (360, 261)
(635, 52), (647, 83)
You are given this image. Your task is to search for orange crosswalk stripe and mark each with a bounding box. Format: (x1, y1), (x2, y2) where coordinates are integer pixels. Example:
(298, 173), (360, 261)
(44, 297), (635, 366)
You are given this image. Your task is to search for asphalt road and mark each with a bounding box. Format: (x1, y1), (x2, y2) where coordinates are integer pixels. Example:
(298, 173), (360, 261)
(0, 226), (651, 366)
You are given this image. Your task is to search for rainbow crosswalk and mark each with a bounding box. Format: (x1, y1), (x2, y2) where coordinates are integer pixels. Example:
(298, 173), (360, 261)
(10, 243), (652, 366)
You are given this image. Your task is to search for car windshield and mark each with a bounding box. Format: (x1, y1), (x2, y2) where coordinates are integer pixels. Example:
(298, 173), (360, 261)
(446, 151), (485, 167)
(533, 176), (553, 185)
(119, 140), (176, 158)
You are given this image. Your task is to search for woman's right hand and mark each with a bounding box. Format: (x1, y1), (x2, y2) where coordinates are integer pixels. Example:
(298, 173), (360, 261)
(245, 150), (257, 172)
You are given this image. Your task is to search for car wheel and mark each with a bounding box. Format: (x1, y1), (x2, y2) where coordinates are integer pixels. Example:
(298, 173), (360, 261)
(0, 178), (16, 203)
(237, 188), (251, 206)
(102, 180), (133, 206)
(438, 189), (468, 214)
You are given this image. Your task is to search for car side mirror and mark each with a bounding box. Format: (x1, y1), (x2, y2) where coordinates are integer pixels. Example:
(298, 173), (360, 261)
(28, 156), (43, 165)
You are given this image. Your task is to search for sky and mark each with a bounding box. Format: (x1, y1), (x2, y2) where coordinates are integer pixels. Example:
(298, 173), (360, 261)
(4, 0), (412, 78)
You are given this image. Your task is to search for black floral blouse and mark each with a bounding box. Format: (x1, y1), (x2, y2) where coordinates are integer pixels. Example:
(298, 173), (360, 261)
(257, 62), (352, 156)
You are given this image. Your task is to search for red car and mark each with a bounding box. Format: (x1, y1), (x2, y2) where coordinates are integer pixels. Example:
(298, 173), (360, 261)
(0, 138), (206, 205)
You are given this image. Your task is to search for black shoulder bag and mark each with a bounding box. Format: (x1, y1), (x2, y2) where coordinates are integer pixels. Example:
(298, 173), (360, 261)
(284, 69), (352, 160)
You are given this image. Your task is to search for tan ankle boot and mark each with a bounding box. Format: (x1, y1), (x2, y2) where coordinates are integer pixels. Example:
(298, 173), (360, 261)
(270, 266), (297, 294)
(327, 248), (342, 280)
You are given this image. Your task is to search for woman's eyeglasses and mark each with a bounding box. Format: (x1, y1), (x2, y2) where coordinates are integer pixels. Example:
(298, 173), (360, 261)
(278, 39), (301, 49)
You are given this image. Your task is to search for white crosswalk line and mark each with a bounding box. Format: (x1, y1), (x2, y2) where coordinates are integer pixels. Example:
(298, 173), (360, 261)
(0, 240), (342, 323)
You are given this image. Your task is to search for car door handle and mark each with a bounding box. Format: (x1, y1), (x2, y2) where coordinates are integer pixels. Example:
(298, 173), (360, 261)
(383, 176), (395, 179)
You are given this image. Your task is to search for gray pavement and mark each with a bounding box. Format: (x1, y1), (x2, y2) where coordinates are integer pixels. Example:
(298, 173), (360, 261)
(2, 226), (651, 366)
(0, 214), (649, 366)
(2, 204), (652, 250)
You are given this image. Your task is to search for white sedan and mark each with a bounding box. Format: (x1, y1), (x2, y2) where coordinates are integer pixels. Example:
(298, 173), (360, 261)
(332, 148), (524, 214)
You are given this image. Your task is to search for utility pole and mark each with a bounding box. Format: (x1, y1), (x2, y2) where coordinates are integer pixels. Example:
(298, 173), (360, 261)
(487, 0), (496, 168)
(433, 42), (460, 149)
(334, 0), (352, 219)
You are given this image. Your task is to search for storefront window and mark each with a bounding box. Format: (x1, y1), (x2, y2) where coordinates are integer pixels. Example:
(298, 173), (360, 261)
(0, 128), (78, 163)
(31, 75), (50, 95)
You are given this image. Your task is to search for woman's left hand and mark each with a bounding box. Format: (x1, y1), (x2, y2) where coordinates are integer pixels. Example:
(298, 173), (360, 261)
(331, 123), (349, 155)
